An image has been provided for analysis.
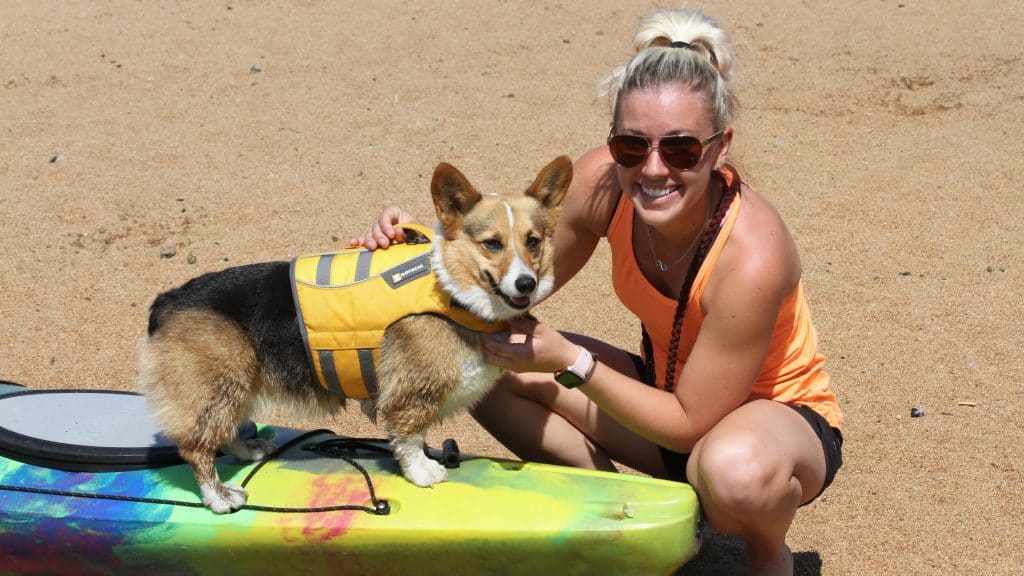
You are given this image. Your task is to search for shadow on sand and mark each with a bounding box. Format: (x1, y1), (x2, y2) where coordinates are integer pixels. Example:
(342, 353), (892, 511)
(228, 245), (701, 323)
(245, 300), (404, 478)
(676, 530), (823, 575)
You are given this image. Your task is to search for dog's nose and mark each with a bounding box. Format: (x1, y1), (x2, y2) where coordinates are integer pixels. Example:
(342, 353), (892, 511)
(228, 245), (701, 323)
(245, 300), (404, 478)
(514, 275), (537, 294)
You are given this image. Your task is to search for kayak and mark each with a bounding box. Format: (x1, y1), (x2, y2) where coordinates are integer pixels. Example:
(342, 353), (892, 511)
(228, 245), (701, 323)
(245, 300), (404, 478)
(0, 384), (701, 575)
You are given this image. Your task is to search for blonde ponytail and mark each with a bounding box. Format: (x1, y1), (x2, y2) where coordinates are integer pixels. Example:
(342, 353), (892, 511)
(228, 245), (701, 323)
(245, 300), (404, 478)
(599, 8), (738, 130)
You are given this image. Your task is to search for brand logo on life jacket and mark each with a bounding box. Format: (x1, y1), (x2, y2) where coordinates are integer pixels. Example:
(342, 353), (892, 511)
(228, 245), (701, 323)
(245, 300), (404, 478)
(384, 253), (432, 289)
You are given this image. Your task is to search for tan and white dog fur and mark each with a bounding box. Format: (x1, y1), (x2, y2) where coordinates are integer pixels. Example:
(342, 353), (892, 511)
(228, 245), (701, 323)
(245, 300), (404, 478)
(138, 156), (571, 513)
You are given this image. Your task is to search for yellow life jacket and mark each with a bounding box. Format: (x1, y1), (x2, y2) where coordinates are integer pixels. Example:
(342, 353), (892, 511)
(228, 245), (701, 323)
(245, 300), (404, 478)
(290, 224), (506, 399)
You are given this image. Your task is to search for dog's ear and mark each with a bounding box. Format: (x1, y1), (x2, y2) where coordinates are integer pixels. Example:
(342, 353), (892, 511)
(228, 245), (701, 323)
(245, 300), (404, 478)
(432, 162), (483, 233)
(525, 155), (573, 210)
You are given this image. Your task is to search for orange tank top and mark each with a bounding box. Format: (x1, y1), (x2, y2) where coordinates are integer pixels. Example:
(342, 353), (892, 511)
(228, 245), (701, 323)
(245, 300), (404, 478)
(607, 167), (843, 429)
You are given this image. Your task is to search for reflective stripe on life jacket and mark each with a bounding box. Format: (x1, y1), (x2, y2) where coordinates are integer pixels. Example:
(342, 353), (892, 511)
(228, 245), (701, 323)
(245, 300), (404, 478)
(290, 224), (506, 399)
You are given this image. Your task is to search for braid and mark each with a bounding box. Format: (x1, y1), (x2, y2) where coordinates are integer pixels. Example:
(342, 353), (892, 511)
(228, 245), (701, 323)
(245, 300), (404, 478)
(661, 174), (738, 392)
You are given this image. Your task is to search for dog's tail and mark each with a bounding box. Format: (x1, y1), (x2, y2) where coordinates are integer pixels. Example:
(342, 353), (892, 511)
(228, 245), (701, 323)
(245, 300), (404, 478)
(145, 275), (214, 336)
(147, 292), (177, 336)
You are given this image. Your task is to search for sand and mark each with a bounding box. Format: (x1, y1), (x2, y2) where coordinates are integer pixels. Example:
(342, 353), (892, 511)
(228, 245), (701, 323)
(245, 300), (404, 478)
(1, 1), (1021, 574)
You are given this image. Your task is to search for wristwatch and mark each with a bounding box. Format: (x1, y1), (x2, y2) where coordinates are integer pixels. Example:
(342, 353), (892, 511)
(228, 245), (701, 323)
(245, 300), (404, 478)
(554, 346), (598, 389)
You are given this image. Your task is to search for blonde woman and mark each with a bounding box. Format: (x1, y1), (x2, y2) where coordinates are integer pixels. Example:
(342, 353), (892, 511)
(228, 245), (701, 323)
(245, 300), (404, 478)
(357, 8), (842, 575)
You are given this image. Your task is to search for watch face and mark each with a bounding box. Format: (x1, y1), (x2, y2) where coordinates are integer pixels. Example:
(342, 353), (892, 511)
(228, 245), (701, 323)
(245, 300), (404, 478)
(555, 370), (585, 388)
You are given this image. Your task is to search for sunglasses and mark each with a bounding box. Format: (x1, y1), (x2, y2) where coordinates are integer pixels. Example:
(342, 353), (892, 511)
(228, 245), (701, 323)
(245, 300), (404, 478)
(607, 127), (724, 171)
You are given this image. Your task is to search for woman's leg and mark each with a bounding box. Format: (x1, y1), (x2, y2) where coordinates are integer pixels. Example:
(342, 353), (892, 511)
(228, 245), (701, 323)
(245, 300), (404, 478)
(472, 333), (668, 476)
(686, 399), (828, 576)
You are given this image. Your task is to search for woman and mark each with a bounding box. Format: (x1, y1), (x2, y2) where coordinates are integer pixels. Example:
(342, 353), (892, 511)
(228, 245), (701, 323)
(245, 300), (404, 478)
(355, 8), (842, 575)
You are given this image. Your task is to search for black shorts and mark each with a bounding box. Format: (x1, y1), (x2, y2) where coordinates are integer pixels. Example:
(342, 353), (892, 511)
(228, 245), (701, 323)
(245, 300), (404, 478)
(627, 352), (843, 504)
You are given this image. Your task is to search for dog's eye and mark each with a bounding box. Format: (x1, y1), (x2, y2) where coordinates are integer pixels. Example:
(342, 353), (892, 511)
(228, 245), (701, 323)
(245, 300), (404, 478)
(481, 238), (503, 252)
(525, 235), (541, 253)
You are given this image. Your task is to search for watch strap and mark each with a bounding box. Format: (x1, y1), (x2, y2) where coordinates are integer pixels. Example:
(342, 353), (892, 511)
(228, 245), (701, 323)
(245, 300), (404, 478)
(554, 346), (597, 389)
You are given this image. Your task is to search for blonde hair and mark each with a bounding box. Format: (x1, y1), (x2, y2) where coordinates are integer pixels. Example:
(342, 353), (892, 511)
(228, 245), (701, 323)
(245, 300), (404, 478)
(599, 7), (738, 130)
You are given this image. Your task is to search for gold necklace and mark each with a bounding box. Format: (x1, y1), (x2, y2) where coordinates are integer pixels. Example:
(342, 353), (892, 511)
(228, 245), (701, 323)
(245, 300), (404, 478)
(643, 191), (713, 272)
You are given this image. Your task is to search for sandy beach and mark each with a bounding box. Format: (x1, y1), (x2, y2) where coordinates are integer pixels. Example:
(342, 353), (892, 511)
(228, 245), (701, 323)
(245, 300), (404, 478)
(1, 1), (1021, 574)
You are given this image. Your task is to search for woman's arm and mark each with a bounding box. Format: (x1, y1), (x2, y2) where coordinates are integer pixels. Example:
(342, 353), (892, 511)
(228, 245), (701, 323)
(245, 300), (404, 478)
(549, 146), (622, 291)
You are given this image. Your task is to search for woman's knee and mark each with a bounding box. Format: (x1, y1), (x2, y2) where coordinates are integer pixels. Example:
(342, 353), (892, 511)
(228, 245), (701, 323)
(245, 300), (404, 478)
(491, 369), (562, 405)
(689, 431), (796, 518)
(473, 370), (559, 428)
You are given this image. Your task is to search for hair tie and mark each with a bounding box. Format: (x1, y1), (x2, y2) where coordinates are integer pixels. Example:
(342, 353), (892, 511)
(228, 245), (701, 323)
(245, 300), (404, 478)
(669, 40), (694, 49)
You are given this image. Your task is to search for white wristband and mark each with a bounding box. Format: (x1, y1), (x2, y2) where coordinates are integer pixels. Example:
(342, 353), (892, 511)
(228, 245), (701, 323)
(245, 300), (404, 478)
(554, 346), (597, 389)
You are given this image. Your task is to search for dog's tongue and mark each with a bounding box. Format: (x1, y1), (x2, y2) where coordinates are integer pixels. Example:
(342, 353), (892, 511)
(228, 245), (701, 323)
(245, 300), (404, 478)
(510, 296), (531, 309)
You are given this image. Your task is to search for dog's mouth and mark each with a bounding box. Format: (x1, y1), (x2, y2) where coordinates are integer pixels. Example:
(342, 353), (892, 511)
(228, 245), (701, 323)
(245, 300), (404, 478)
(485, 272), (533, 311)
(504, 295), (532, 310)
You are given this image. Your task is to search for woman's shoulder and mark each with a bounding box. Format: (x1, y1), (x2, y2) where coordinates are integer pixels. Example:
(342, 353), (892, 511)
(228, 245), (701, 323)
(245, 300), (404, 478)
(572, 145), (619, 195)
(711, 180), (802, 303)
(563, 145), (622, 237)
(735, 182), (786, 233)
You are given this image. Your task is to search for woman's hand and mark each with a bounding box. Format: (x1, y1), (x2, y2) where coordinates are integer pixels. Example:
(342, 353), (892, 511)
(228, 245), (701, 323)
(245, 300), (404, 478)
(349, 205), (419, 250)
(483, 318), (580, 375)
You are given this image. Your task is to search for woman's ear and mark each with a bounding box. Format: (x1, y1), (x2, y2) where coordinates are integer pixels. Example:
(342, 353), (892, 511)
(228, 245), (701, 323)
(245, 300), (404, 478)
(714, 126), (733, 169)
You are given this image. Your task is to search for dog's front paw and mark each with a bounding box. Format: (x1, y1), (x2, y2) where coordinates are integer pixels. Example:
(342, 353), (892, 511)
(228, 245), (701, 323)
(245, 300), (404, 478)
(392, 435), (449, 487)
(404, 455), (449, 488)
(200, 482), (248, 514)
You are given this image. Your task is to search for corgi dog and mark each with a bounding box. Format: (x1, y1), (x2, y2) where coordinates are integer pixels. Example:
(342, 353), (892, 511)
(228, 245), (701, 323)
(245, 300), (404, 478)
(138, 156), (571, 513)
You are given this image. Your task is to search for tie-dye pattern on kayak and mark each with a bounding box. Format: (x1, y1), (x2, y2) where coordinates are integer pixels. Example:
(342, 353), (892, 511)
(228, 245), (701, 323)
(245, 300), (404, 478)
(0, 426), (700, 576)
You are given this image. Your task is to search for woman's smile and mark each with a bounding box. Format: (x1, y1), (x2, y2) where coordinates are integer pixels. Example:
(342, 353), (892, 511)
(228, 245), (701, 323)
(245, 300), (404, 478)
(640, 184), (677, 200)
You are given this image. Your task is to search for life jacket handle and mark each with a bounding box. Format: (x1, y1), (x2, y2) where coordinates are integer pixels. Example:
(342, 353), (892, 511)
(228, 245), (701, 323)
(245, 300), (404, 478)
(346, 222), (434, 249)
(396, 223), (433, 244)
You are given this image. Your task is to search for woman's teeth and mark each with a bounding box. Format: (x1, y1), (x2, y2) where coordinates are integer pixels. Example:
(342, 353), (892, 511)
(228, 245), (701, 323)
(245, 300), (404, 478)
(641, 186), (674, 199)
